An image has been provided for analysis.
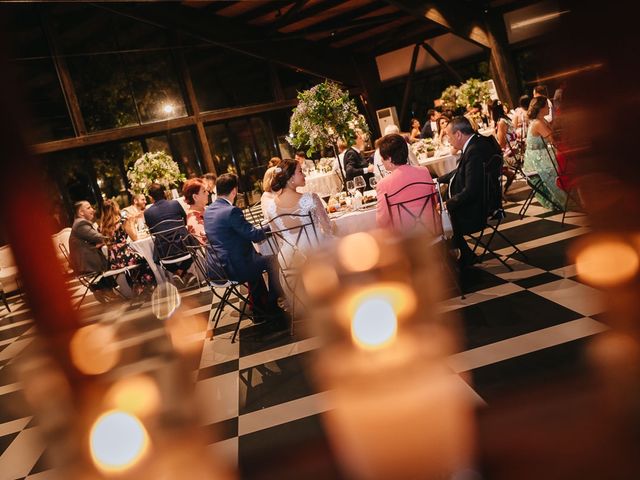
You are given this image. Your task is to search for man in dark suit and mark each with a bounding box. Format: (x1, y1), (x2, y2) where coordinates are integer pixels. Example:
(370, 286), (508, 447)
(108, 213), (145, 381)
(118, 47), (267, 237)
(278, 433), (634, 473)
(204, 174), (284, 325)
(68, 200), (116, 301)
(144, 183), (193, 283)
(438, 116), (502, 267)
(343, 131), (374, 182)
(420, 109), (440, 139)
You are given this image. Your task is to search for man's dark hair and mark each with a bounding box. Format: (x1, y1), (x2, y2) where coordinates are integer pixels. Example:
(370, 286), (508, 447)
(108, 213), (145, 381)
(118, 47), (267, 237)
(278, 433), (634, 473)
(148, 183), (166, 202)
(295, 151), (305, 158)
(203, 172), (216, 182)
(216, 173), (238, 197)
(449, 116), (475, 135)
(519, 95), (531, 109)
(427, 108), (437, 119)
(378, 134), (408, 166)
(74, 200), (88, 217)
(534, 85), (548, 96)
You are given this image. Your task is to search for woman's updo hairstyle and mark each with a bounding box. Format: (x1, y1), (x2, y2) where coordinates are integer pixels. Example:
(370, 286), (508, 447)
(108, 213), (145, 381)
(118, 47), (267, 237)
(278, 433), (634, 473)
(527, 96), (548, 120)
(270, 158), (298, 192)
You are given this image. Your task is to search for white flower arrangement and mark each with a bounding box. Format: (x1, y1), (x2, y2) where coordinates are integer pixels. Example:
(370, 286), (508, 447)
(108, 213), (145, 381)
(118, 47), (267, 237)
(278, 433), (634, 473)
(127, 151), (186, 195)
(410, 138), (435, 162)
(317, 157), (335, 173)
(288, 81), (370, 156)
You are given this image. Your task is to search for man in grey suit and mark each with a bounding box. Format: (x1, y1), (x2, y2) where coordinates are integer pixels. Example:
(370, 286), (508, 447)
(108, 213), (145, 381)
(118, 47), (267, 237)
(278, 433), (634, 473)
(68, 201), (116, 301)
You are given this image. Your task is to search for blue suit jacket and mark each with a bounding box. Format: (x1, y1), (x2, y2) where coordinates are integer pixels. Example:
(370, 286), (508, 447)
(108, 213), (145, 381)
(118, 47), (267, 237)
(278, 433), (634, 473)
(203, 198), (268, 282)
(143, 199), (186, 232)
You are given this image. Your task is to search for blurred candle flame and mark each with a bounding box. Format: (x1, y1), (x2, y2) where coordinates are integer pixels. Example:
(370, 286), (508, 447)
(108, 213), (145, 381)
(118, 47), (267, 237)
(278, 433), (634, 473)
(105, 375), (161, 418)
(90, 410), (150, 473)
(575, 238), (639, 287)
(351, 296), (398, 349)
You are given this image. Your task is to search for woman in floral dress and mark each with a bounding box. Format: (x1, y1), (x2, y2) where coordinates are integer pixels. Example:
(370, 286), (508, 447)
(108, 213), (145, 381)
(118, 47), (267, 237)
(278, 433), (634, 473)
(523, 96), (567, 210)
(100, 199), (156, 295)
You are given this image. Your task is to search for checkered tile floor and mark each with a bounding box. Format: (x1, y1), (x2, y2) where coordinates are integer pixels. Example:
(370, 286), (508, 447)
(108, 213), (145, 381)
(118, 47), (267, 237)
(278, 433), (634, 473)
(0, 183), (600, 479)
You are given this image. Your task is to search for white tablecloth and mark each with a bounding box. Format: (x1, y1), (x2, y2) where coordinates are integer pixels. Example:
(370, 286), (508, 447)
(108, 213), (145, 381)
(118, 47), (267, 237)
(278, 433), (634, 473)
(330, 207), (377, 237)
(129, 236), (166, 284)
(418, 153), (459, 177)
(299, 171), (342, 197)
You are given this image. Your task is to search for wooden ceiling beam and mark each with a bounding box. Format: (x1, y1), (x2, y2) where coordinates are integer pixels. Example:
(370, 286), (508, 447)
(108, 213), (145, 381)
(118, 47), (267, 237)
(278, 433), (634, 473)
(383, 0), (491, 48)
(266, 0), (311, 33)
(97, 2), (361, 85)
(234, 1), (293, 23)
(267, 0), (344, 31)
(294, 12), (405, 38)
(282, 1), (389, 34)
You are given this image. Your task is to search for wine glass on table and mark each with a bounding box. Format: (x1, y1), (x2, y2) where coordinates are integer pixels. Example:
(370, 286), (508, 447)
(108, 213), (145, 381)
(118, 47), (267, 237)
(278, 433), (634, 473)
(353, 175), (366, 194)
(369, 176), (378, 190)
(346, 180), (356, 208)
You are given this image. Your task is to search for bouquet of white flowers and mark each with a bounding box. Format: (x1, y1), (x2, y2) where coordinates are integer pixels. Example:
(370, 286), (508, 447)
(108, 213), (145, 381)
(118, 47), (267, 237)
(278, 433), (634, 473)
(127, 151), (186, 195)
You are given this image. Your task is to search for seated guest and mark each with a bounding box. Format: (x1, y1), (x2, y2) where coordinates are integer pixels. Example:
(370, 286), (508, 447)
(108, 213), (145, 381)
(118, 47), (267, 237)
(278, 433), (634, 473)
(261, 166), (278, 219)
(183, 178), (209, 245)
(421, 109), (440, 139)
(344, 130), (374, 182)
(68, 200), (116, 302)
(122, 193), (147, 240)
(268, 156), (281, 168)
(375, 134), (437, 231)
(436, 116), (450, 145)
(331, 138), (348, 181)
(144, 183), (194, 284)
(204, 174), (285, 327)
(492, 100), (518, 193)
(438, 117), (502, 267)
(294, 151), (315, 172)
(523, 96), (567, 210)
(100, 199), (155, 295)
(373, 125), (419, 179)
(202, 173), (217, 204)
(409, 118), (421, 143)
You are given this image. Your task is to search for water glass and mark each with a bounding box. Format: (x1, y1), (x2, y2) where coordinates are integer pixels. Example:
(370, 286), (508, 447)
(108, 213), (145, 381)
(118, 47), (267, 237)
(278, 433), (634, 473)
(369, 177), (378, 189)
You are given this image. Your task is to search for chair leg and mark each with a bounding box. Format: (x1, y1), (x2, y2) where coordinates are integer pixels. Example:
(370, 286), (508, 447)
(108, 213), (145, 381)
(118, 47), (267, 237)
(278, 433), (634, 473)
(232, 296), (249, 344)
(561, 190), (571, 226)
(1, 290), (10, 312)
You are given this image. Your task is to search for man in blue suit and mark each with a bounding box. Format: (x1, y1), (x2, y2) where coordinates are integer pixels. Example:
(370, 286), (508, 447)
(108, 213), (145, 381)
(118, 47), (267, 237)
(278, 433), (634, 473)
(204, 174), (284, 324)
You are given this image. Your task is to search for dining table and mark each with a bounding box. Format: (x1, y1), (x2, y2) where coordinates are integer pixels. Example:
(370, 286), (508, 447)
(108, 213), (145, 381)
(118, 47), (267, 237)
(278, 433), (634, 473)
(298, 171), (342, 197)
(418, 152), (459, 177)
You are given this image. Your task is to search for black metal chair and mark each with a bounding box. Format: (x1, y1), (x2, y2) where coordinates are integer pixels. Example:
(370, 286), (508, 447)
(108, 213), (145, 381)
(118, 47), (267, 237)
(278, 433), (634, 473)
(183, 241), (262, 343)
(1, 286), (10, 312)
(384, 181), (439, 232)
(466, 154), (527, 271)
(244, 201), (265, 228)
(541, 139), (584, 226)
(58, 243), (133, 309)
(149, 219), (196, 286)
(265, 212), (320, 332)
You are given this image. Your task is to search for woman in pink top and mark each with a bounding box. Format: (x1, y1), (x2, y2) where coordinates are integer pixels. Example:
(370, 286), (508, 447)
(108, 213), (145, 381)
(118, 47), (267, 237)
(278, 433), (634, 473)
(183, 178), (209, 245)
(375, 134), (439, 233)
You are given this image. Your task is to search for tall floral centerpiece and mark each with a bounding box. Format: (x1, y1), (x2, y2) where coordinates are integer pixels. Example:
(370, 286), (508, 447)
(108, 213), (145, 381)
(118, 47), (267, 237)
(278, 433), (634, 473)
(438, 78), (491, 112)
(127, 151), (186, 196)
(288, 81), (369, 189)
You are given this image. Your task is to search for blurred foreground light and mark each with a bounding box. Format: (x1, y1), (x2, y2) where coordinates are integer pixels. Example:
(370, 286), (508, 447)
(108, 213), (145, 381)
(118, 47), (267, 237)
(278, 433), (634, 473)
(575, 239), (638, 287)
(351, 297), (397, 350)
(338, 232), (380, 272)
(70, 324), (119, 375)
(166, 313), (207, 355)
(90, 410), (149, 473)
(105, 375), (161, 417)
(152, 282), (181, 320)
(302, 262), (339, 298)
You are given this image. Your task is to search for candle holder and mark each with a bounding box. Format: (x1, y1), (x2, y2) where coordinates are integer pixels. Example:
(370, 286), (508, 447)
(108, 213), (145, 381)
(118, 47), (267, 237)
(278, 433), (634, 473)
(301, 230), (475, 479)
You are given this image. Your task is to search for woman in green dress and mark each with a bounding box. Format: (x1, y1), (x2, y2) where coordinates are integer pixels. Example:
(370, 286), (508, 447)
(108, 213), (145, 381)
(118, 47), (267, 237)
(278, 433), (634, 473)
(523, 96), (567, 210)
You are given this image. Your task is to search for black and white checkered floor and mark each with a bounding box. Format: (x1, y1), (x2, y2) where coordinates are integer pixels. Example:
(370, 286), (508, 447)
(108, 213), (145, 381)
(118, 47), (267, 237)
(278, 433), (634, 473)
(0, 185), (601, 479)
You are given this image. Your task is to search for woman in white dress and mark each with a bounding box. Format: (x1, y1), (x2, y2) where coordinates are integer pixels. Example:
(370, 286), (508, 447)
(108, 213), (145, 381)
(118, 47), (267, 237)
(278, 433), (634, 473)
(264, 158), (334, 310)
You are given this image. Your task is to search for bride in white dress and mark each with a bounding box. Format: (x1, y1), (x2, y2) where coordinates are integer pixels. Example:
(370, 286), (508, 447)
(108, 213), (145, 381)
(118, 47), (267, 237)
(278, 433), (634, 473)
(264, 158), (334, 311)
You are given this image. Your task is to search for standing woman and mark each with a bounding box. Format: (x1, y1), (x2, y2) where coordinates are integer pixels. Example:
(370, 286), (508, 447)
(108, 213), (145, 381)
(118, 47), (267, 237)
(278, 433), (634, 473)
(100, 199), (156, 295)
(523, 96), (567, 210)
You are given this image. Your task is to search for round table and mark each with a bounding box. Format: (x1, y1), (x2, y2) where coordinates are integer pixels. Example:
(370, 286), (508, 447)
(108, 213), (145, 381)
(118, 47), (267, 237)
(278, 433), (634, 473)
(418, 153), (459, 177)
(299, 171), (342, 197)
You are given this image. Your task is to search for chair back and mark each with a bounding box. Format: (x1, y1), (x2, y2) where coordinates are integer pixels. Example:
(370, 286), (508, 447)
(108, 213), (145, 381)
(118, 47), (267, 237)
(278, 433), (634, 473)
(52, 227), (72, 272)
(483, 153), (505, 218)
(266, 212), (319, 272)
(244, 201), (264, 228)
(201, 243), (236, 287)
(149, 219), (195, 264)
(384, 181), (439, 231)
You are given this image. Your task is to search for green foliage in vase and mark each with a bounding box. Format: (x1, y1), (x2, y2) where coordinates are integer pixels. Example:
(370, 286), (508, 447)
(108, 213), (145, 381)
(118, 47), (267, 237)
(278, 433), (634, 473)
(439, 78), (491, 110)
(288, 81), (370, 157)
(127, 151), (186, 195)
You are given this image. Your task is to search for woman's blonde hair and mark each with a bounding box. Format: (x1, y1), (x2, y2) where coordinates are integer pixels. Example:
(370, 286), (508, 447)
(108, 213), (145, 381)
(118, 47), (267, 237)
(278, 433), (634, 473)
(99, 199), (121, 239)
(262, 166), (278, 192)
